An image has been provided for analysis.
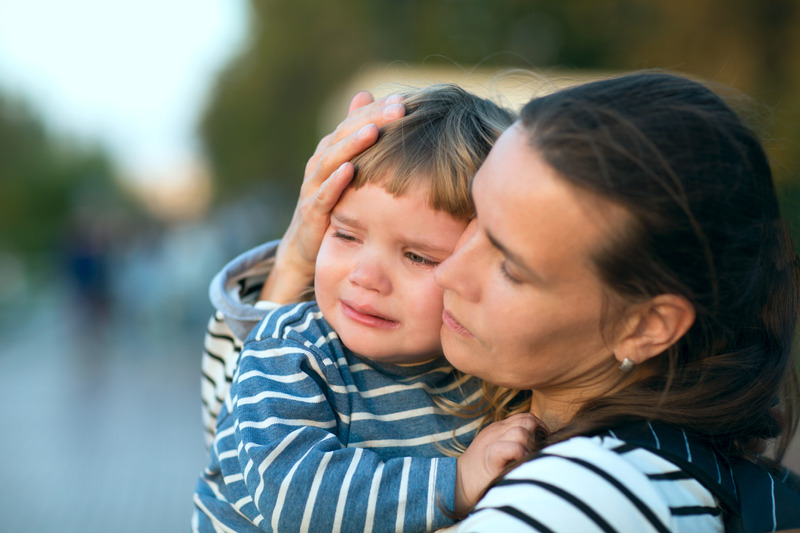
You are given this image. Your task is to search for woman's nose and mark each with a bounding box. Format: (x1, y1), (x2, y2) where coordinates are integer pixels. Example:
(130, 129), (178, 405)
(435, 219), (481, 301)
(348, 252), (392, 294)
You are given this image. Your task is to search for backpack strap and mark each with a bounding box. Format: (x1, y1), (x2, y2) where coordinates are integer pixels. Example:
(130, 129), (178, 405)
(602, 421), (800, 533)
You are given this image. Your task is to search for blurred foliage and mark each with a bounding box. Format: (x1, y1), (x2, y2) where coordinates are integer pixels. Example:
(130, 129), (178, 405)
(199, 0), (800, 244)
(0, 93), (132, 270)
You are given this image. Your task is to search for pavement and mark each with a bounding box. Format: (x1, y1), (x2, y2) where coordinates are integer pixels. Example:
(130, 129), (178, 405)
(0, 296), (208, 533)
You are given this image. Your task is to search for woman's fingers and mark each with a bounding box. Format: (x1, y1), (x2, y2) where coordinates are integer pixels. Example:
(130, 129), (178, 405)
(303, 162), (355, 223)
(304, 94), (405, 190)
(347, 90), (375, 114)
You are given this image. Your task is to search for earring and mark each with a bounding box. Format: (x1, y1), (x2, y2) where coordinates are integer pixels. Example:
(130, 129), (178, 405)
(619, 358), (635, 373)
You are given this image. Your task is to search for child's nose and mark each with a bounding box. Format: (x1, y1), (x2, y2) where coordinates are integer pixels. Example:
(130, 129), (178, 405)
(348, 253), (392, 294)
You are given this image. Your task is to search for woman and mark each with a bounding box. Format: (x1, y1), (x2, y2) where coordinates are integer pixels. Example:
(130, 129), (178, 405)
(433, 72), (800, 531)
(203, 73), (800, 531)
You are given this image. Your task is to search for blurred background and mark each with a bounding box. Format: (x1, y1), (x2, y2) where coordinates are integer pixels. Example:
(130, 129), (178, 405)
(1, 1), (798, 531)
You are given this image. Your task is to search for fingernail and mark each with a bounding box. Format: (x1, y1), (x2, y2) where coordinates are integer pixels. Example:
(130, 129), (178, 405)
(385, 103), (405, 117)
(356, 124), (374, 139)
(386, 94), (403, 104)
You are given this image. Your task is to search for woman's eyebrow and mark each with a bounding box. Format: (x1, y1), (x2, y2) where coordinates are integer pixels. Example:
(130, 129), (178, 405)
(486, 229), (544, 283)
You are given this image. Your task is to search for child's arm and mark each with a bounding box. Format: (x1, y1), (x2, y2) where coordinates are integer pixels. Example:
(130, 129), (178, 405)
(217, 333), (461, 532)
(454, 413), (539, 514)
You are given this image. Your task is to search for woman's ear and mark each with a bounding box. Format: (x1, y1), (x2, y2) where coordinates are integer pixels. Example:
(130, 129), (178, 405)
(615, 294), (696, 365)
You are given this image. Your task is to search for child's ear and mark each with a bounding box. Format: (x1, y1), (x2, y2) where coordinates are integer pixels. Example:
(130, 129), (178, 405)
(615, 294), (696, 365)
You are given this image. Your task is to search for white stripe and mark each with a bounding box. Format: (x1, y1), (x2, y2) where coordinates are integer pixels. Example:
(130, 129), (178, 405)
(352, 417), (481, 448)
(223, 473), (244, 485)
(396, 458), (411, 533)
(300, 452), (334, 531)
(313, 331), (340, 347)
(333, 448), (364, 532)
(254, 312), (270, 341)
(216, 423), (235, 440)
(364, 463), (384, 533)
(647, 421), (661, 449)
(350, 405), (444, 422)
(253, 428), (304, 505)
(198, 476), (227, 502)
(260, 302), (306, 341)
(682, 430), (692, 461)
(233, 495), (252, 511)
(286, 308), (324, 336)
(426, 458), (438, 531)
(271, 435), (336, 531)
(218, 449), (238, 461)
(769, 472), (776, 531)
(237, 389), (326, 406)
(193, 495), (241, 533)
(242, 345), (310, 359)
(237, 369), (309, 384)
(239, 417), (336, 431)
(241, 346), (329, 382)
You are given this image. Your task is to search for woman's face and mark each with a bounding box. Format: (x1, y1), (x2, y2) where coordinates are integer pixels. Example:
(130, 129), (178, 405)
(435, 124), (628, 420)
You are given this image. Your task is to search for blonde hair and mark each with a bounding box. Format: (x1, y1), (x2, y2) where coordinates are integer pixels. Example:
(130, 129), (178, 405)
(351, 84), (515, 221)
(351, 84), (516, 455)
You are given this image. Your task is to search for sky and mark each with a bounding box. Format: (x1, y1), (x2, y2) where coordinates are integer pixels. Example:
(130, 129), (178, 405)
(0, 0), (248, 182)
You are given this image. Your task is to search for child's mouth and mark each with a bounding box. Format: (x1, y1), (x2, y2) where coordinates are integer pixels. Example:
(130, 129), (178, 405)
(340, 301), (399, 330)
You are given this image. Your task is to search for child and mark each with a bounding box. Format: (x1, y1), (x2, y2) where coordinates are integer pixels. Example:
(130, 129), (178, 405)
(194, 85), (519, 532)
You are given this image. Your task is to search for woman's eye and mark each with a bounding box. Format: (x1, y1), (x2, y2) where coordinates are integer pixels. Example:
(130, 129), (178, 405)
(406, 252), (437, 267)
(500, 261), (522, 284)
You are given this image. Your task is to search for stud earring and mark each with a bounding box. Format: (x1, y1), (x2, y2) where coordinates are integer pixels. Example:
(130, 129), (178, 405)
(619, 358), (635, 373)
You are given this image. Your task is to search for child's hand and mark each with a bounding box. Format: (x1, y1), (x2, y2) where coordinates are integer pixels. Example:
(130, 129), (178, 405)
(454, 413), (538, 513)
(260, 92), (406, 303)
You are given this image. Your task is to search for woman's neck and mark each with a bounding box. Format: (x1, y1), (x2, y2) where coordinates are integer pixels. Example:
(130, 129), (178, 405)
(527, 392), (577, 433)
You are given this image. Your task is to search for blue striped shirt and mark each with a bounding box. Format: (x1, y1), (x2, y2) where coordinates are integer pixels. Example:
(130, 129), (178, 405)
(195, 301), (484, 532)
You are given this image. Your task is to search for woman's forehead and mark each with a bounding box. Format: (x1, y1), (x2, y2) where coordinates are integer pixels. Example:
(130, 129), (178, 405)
(472, 126), (626, 282)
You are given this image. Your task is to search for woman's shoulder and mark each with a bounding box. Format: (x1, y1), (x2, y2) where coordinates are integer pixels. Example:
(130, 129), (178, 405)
(457, 434), (721, 533)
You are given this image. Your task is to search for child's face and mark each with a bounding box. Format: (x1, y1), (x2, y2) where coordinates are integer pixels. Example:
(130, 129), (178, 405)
(315, 183), (468, 364)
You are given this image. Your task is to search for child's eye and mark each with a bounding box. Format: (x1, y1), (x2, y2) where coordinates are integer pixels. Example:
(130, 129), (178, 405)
(333, 231), (359, 243)
(405, 252), (438, 267)
(500, 261), (522, 284)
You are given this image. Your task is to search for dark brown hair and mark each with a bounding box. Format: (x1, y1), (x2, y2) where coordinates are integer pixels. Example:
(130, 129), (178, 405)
(510, 71), (800, 460)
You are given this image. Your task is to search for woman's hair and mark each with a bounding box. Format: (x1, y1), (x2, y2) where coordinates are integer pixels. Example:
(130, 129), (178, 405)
(350, 84), (516, 221)
(503, 71), (800, 460)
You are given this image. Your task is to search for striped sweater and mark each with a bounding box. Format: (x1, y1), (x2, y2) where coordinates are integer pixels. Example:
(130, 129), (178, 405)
(195, 301), (484, 532)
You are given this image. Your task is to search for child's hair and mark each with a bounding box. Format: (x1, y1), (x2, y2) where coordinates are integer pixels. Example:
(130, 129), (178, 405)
(350, 84), (516, 221)
(351, 84), (516, 454)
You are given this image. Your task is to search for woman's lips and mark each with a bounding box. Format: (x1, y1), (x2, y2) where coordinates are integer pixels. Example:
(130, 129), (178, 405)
(340, 301), (399, 330)
(442, 310), (474, 338)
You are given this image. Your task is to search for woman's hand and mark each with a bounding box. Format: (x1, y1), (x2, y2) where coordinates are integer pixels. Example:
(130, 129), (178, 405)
(259, 92), (406, 303)
(454, 413), (538, 514)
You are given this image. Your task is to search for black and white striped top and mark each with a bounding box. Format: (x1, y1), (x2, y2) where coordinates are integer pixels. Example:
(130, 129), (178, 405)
(450, 433), (724, 532)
